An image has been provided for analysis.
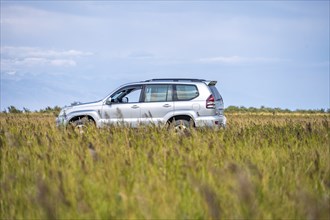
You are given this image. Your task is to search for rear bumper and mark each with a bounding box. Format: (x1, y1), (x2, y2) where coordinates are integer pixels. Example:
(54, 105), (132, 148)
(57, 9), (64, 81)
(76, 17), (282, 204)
(195, 115), (226, 128)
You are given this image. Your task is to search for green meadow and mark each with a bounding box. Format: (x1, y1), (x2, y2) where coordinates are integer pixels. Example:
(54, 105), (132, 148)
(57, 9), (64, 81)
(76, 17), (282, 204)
(1, 113), (329, 219)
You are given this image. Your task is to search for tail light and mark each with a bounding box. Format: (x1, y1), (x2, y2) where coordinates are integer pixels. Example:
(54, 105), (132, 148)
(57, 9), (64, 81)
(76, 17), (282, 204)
(206, 94), (215, 109)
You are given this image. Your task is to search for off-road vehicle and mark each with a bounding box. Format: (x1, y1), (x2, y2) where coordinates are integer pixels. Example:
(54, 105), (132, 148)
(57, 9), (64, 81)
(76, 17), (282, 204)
(56, 78), (226, 131)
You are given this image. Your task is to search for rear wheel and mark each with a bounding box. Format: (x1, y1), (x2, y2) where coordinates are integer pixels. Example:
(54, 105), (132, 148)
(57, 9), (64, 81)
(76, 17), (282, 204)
(170, 119), (193, 134)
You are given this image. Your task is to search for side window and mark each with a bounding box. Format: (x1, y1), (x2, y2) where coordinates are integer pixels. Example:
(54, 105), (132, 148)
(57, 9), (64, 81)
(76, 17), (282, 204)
(175, 85), (199, 101)
(125, 88), (142, 103)
(110, 86), (142, 104)
(144, 85), (172, 102)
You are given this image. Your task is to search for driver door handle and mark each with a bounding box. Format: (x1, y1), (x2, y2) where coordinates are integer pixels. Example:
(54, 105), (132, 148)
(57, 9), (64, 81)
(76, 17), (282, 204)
(131, 105), (139, 109)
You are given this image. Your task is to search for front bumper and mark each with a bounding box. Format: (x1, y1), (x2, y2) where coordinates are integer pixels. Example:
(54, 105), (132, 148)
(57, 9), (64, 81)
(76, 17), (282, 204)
(56, 116), (68, 127)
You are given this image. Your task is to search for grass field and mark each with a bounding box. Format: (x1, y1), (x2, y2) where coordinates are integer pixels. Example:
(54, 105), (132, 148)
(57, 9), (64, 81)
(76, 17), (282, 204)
(1, 113), (329, 219)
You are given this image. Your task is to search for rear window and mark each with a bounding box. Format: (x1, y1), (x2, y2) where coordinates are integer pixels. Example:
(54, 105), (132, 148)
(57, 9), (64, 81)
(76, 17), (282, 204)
(209, 86), (223, 101)
(175, 85), (199, 101)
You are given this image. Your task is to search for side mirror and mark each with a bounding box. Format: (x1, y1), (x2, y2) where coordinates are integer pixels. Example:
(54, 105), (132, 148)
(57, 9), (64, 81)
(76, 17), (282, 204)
(105, 98), (112, 105)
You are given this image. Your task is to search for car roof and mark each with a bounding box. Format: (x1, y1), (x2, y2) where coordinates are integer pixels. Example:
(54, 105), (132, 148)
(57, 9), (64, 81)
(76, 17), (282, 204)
(116, 79), (217, 88)
(143, 78), (217, 86)
(145, 78), (206, 82)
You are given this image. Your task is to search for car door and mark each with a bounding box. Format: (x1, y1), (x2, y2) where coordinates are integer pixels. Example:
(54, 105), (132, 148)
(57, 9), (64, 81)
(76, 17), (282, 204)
(101, 85), (142, 127)
(139, 84), (174, 125)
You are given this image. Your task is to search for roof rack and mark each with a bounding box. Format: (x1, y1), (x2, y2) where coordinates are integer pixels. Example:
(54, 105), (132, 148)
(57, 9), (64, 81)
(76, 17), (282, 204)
(145, 78), (206, 82)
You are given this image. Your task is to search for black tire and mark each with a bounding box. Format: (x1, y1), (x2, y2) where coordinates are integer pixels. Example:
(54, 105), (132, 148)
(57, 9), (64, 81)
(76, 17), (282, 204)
(70, 117), (94, 134)
(172, 119), (191, 134)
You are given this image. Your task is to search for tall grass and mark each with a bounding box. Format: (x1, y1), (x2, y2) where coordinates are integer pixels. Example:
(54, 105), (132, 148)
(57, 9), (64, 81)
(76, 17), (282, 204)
(1, 113), (329, 219)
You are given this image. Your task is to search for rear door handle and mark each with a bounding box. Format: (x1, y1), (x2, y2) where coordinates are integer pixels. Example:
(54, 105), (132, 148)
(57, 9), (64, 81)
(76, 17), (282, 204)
(131, 105), (139, 109)
(163, 104), (171, 108)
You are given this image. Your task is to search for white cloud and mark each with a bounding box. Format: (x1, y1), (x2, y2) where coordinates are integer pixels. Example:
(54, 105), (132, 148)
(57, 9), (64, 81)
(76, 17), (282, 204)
(127, 51), (155, 59)
(1, 5), (86, 34)
(6, 71), (16, 75)
(50, 59), (76, 67)
(198, 56), (287, 64)
(0, 46), (92, 74)
(20, 57), (48, 66)
(199, 56), (242, 64)
(1, 46), (93, 59)
(26, 49), (92, 58)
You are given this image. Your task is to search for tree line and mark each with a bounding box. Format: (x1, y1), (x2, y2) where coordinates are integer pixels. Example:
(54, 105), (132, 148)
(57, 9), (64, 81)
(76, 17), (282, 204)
(3, 106), (62, 114)
(225, 105), (330, 114)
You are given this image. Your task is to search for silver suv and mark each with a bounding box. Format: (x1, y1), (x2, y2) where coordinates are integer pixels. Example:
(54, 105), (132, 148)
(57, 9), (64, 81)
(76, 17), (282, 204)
(56, 78), (226, 130)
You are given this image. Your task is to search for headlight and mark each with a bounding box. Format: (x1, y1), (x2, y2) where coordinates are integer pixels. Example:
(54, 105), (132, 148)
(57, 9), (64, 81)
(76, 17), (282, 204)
(58, 109), (64, 117)
(58, 108), (67, 119)
(56, 109), (67, 126)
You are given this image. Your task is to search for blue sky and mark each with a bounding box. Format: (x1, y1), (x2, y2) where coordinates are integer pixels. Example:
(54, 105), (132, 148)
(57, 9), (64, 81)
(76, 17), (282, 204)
(1, 1), (329, 111)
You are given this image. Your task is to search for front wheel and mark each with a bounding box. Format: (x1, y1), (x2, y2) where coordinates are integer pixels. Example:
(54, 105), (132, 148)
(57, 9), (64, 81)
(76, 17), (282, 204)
(70, 117), (94, 134)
